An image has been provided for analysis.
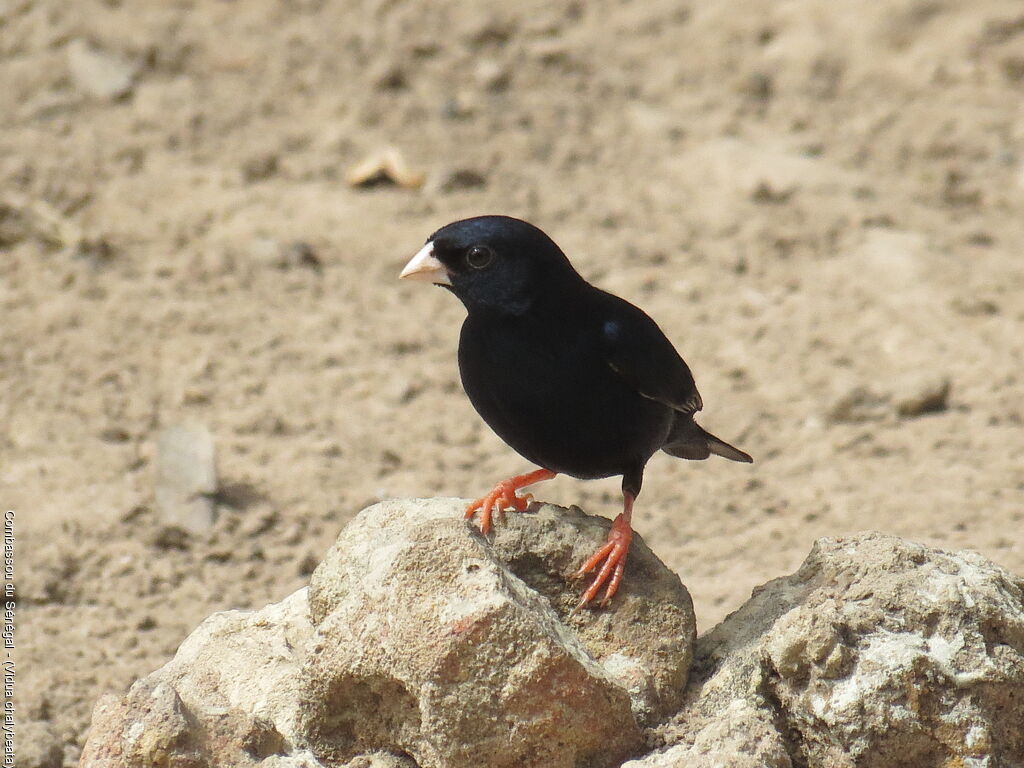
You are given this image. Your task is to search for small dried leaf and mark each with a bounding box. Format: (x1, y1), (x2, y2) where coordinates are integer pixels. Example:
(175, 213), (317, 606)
(346, 148), (425, 189)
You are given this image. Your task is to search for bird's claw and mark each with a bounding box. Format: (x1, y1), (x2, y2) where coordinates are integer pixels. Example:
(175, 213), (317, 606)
(575, 513), (633, 607)
(465, 482), (533, 535)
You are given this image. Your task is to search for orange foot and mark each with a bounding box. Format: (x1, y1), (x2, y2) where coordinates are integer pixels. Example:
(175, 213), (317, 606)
(465, 468), (556, 534)
(576, 510), (634, 607)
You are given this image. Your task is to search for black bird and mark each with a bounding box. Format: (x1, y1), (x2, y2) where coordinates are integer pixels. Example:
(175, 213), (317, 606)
(400, 216), (751, 606)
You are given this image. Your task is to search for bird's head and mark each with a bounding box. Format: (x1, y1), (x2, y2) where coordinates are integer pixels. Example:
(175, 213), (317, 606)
(400, 216), (580, 315)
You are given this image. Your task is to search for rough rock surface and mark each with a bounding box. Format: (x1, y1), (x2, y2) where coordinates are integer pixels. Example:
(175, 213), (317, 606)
(79, 508), (1024, 768)
(301, 498), (694, 767)
(80, 498), (696, 768)
(79, 588), (317, 768)
(629, 532), (1024, 768)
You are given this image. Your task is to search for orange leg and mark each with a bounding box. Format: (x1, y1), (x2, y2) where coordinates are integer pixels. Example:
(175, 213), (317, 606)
(576, 492), (635, 607)
(465, 468), (557, 534)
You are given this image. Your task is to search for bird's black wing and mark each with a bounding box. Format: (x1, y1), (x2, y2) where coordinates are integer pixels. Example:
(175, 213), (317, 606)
(596, 292), (703, 414)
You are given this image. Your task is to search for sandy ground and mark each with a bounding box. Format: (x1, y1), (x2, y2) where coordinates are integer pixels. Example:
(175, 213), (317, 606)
(3, 0), (1024, 763)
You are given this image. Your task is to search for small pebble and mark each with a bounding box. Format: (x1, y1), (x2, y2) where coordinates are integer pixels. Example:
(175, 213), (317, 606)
(894, 376), (951, 418)
(66, 39), (138, 100)
(155, 423), (218, 535)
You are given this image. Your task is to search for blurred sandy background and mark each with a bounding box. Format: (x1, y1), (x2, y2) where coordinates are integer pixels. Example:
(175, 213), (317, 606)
(3, 0), (1024, 763)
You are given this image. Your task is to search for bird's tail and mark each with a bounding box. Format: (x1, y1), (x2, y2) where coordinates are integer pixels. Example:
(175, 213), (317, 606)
(663, 419), (753, 463)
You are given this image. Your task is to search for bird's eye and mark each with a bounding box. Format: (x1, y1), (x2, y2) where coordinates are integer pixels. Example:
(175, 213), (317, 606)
(466, 245), (494, 269)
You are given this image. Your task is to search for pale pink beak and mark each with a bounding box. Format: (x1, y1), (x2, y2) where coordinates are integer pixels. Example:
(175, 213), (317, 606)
(400, 242), (451, 285)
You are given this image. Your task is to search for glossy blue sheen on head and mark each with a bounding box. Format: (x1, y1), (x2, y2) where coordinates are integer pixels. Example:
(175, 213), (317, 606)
(427, 215), (582, 316)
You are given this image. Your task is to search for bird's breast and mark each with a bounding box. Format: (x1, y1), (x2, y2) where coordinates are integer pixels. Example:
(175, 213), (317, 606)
(457, 315), (672, 478)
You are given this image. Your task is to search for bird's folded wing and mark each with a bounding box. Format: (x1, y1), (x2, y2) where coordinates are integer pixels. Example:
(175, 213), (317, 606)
(600, 299), (703, 414)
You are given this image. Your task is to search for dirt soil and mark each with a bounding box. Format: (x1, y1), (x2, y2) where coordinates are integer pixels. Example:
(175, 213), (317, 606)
(3, 0), (1024, 763)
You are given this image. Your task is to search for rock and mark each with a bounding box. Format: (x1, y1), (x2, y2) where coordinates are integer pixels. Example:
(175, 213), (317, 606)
(622, 705), (791, 768)
(66, 39), (138, 101)
(155, 423), (218, 535)
(15, 720), (64, 768)
(649, 532), (1024, 767)
(80, 499), (696, 768)
(893, 374), (951, 418)
(482, 502), (694, 725)
(341, 755), (419, 768)
(80, 588), (317, 768)
(82, 506), (1024, 768)
(301, 499), (692, 767)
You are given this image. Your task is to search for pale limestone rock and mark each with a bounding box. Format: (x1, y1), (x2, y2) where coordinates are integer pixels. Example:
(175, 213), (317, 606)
(299, 498), (695, 767)
(80, 588), (315, 767)
(81, 506), (1024, 768)
(80, 498), (695, 768)
(636, 532), (1024, 768)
